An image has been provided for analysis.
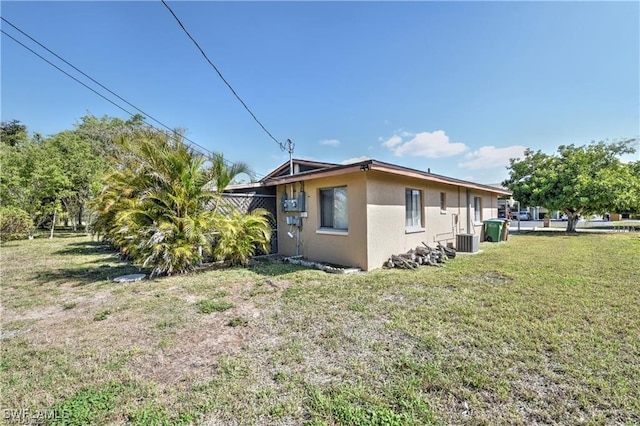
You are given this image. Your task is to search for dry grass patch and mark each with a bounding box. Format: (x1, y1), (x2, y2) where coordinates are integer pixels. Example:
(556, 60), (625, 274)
(1, 232), (639, 424)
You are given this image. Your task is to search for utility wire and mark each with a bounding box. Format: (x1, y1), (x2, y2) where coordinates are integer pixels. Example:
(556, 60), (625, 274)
(161, 0), (285, 151)
(1, 16), (211, 157)
(1, 30), (141, 127)
(1, 21), (264, 178)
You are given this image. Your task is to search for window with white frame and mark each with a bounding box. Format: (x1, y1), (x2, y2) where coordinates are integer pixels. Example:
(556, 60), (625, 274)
(474, 196), (482, 222)
(320, 186), (348, 230)
(405, 189), (423, 229)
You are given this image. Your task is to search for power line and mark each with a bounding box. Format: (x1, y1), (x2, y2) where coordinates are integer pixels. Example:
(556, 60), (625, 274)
(0, 16), (212, 157)
(1, 30), (141, 127)
(161, 0), (286, 152)
(1, 21), (264, 179)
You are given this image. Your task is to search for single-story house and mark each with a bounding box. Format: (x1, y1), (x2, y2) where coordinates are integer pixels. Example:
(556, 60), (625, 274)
(227, 159), (511, 271)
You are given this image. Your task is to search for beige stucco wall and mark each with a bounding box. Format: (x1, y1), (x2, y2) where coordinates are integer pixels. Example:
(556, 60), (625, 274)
(365, 172), (499, 269)
(276, 171), (500, 271)
(276, 171), (368, 270)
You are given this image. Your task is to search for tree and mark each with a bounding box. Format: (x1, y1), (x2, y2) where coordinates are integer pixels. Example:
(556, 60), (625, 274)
(503, 139), (640, 232)
(1, 119), (28, 147)
(46, 131), (108, 231)
(208, 153), (252, 213)
(0, 135), (69, 238)
(1, 115), (149, 238)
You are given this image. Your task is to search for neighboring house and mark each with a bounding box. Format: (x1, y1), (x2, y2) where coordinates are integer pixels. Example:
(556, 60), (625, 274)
(227, 159), (510, 271)
(491, 184), (551, 220)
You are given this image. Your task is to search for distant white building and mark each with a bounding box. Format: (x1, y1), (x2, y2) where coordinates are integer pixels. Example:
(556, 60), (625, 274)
(488, 184), (555, 220)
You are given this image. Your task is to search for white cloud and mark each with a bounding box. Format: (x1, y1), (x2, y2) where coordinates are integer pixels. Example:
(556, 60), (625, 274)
(383, 130), (468, 158)
(382, 135), (403, 148)
(320, 139), (341, 147)
(458, 145), (527, 170)
(341, 155), (370, 165)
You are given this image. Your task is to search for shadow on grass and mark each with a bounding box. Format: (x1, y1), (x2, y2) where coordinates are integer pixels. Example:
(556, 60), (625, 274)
(53, 240), (116, 256)
(31, 230), (93, 239)
(33, 263), (146, 287)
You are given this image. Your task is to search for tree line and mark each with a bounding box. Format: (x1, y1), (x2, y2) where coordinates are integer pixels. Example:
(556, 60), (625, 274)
(1, 115), (271, 275)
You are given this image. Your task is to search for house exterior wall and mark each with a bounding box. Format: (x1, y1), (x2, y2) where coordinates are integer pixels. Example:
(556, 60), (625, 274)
(275, 171), (369, 270)
(364, 173), (497, 269)
(275, 170), (500, 271)
(366, 172), (441, 270)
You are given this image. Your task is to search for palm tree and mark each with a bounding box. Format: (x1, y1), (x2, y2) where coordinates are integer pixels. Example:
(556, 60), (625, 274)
(91, 130), (270, 276)
(92, 131), (218, 275)
(208, 153), (252, 213)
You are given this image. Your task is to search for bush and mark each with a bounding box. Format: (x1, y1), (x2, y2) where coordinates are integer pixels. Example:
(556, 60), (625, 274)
(213, 209), (272, 266)
(0, 206), (33, 241)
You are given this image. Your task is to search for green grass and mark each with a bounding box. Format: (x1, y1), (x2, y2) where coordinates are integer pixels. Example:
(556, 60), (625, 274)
(228, 316), (249, 327)
(196, 299), (234, 314)
(1, 232), (639, 424)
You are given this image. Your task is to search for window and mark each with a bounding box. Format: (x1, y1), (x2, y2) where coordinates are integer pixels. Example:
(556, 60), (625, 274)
(440, 192), (447, 213)
(405, 189), (423, 229)
(320, 187), (348, 230)
(474, 196), (482, 222)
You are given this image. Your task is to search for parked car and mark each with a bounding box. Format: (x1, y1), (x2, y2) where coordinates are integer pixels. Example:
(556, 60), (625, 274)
(519, 211), (532, 220)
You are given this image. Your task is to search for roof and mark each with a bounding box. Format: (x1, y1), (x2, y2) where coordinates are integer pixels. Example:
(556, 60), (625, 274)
(257, 158), (511, 196)
(261, 159), (338, 180)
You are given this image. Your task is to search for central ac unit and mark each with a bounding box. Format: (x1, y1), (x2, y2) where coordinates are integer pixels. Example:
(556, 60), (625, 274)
(456, 234), (479, 253)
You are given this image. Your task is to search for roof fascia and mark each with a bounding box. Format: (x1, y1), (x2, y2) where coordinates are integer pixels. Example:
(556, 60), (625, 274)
(369, 162), (511, 195)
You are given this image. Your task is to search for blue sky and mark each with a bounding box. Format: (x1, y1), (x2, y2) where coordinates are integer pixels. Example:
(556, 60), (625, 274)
(2, 1), (639, 183)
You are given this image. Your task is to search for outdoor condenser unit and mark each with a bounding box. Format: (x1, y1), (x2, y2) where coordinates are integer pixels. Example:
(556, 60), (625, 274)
(456, 234), (479, 253)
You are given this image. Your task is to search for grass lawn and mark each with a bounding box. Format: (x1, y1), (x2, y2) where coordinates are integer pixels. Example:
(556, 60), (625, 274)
(1, 232), (639, 425)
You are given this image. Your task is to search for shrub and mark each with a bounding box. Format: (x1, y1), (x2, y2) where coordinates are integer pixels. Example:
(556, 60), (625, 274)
(213, 209), (271, 266)
(0, 206), (33, 241)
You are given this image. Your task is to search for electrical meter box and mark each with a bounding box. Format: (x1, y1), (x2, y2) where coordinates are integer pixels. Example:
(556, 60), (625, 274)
(282, 191), (306, 212)
(283, 199), (298, 212)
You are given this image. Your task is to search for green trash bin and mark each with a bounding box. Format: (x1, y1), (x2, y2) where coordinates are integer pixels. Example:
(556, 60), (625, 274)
(484, 219), (504, 242)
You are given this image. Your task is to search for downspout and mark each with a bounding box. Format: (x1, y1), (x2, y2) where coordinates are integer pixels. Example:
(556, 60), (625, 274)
(466, 188), (472, 234)
(457, 186), (461, 232)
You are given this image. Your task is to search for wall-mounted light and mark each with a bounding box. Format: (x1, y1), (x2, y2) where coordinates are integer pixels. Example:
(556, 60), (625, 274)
(360, 164), (370, 171)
